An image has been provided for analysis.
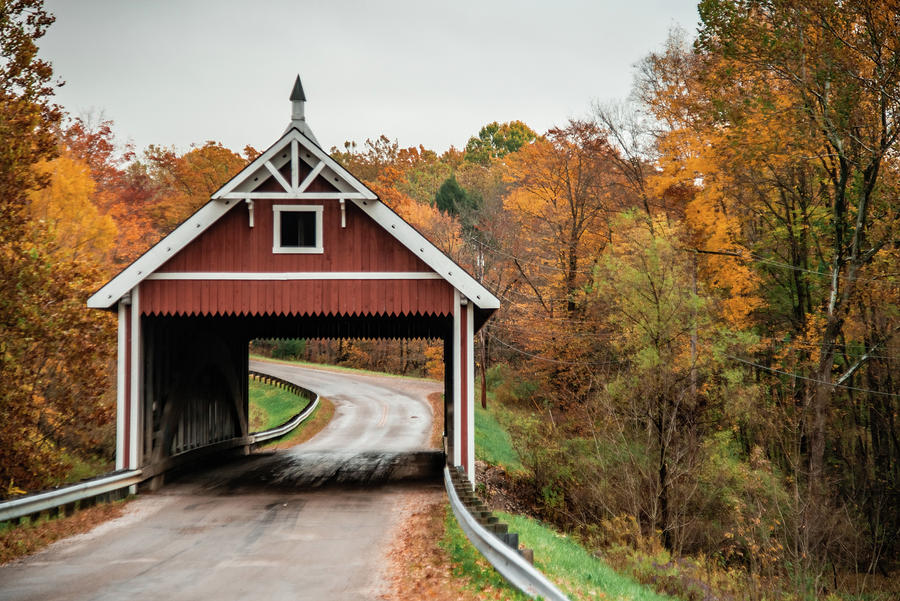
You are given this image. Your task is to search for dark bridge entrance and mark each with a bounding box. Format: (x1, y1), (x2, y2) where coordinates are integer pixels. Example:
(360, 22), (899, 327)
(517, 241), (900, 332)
(89, 78), (497, 483)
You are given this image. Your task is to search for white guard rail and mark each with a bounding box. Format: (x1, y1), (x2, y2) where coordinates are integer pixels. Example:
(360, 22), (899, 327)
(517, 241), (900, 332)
(0, 469), (143, 523)
(443, 467), (571, 601)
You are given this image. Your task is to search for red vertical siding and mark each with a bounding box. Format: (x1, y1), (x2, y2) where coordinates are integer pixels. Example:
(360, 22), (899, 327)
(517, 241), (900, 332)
(157, 200), (433, 274)
(140, 278), (455, 317)
(142, 184), (457, 317)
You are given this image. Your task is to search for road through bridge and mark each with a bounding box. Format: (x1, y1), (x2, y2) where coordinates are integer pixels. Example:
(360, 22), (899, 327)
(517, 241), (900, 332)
(0, 362), (441, 601)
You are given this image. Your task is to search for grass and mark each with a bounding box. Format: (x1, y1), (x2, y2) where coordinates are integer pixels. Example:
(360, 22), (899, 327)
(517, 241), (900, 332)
(498, 511), (679, 601)
(61, 453), (114, 484)
(249, 379), (312, 430)
(441, 503), (531, 600)
(475, 401), (525, 474)
(472, 385), (676, 601)
(248, 378), (335, 448)
(250, 353), (435, 381)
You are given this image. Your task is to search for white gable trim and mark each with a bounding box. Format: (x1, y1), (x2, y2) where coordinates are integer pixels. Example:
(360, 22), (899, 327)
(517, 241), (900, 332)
(88, 126), (500, 311)
(210, 128), (376, 201)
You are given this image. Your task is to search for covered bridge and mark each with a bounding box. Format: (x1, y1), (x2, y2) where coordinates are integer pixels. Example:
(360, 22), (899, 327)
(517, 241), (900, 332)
(87, 76), (498, 483)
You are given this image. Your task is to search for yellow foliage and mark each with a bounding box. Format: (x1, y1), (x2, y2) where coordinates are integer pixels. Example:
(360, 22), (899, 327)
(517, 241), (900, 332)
(27, 154), (117, 263)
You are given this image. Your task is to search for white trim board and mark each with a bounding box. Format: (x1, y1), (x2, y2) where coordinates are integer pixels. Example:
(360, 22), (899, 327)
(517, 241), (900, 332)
(115, 302), (126, 470)
(272, 204), (323, 254)
(146, 272), (444, 281)
(129, 286), (140, 470)
(88, 126), (500, 311)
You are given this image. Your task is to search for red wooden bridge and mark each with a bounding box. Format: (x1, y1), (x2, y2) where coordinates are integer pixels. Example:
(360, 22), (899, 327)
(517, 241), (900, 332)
(87, 76), (498, 484)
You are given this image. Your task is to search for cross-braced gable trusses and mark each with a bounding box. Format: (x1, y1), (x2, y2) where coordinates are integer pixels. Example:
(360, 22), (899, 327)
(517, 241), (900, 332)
(87, 125), (500, 312)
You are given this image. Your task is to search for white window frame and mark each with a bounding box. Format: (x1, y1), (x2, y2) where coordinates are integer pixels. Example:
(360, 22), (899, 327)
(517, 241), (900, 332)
(272, 205), (324, 254)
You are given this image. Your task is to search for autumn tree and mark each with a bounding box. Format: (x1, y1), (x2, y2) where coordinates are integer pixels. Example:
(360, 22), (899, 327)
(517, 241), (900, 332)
(626, 5), (900, 586)
(142, 141), (247, 232)
(0, 0), (59, 238)
(693, 0), (900, 497)
(464, 120), (538, 165)
(27, 153), (117, 263)
(504, 120), (619, 316)
(1, 1), (116, 493)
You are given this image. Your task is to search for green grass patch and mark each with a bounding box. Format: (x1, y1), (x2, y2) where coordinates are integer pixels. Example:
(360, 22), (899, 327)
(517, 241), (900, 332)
(441, 503), (530, 600)
(61, 453), (113, 484)
(248, 379), (334, 448)
(475, 401), (525, 474)
(248, 379), (311, 431)
(497, 511), (679, 601)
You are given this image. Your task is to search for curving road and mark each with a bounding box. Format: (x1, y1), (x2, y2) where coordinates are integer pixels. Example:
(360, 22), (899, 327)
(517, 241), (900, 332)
(254, 359), (437, 453)
(0, 362), (442, 601)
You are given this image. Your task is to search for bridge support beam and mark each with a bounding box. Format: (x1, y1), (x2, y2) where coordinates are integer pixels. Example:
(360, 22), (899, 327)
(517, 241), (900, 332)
(116, 288), (142, 473)
(452, 290), (475, 484)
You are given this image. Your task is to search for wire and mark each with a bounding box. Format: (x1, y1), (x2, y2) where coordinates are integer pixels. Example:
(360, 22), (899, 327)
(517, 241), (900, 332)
(466, 230), (896, 284)
(489, 320), (615, 339)
(758, 338), (899, 361)
(485, 331), (625, 367)
(725, 354), (900, 398)
(748, 253), (897, 284)
(465, 232), (603, 277)
(484, 320), (899, 397)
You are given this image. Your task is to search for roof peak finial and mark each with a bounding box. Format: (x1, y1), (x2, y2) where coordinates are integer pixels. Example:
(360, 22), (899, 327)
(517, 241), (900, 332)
(286, 74), (319, 144)
(290, 74), (306, 102)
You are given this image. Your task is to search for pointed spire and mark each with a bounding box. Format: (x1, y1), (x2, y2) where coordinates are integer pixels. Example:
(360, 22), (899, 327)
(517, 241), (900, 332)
(290, 74), (306, 123)
(286, 74), (319, 145)
(290, 75), (306, 102)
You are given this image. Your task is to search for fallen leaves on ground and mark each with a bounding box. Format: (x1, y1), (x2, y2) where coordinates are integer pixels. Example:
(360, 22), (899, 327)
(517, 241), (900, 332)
(1, 501), (128, 564)
(382, 488), (505, 600)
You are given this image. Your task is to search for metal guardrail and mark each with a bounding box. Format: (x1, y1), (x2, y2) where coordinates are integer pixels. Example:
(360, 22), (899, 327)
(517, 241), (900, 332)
(0, 470), (143, 523)
(444, 466), (571, 601)
(1, 370), (321, 525)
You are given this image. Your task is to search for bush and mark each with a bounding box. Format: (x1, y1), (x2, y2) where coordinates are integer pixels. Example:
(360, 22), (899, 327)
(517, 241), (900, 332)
(271, 338), (306, 359)
(488, 364), (537, 406)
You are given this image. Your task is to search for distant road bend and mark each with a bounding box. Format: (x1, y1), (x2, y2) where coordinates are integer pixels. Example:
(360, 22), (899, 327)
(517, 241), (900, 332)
(0, 361), (443, 601)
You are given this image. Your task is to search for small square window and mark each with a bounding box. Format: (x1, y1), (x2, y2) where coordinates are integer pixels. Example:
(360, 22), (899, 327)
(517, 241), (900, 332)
(273, 205), (323, 253)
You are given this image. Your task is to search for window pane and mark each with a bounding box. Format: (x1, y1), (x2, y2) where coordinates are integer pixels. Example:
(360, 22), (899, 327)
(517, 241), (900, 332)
(280, 211), (316, 247)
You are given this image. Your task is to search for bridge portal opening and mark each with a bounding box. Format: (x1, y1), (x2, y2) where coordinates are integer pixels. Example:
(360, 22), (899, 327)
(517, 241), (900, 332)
(137, 312), (465, 483)
(248, 335), (448, 453)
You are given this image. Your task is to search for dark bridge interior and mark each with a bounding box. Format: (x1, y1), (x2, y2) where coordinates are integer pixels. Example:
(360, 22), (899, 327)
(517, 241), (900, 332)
(140, 313), (455, 478)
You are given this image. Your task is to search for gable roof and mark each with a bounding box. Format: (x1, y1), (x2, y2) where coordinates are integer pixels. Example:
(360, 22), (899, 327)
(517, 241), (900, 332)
(87, 126), (500, 311)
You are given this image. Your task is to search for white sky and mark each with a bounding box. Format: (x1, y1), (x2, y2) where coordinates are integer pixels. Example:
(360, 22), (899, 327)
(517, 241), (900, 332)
(41, 0), (699, 155)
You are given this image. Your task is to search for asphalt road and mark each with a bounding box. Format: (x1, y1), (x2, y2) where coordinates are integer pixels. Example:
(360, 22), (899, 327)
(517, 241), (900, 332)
(0, 362), (442, 601)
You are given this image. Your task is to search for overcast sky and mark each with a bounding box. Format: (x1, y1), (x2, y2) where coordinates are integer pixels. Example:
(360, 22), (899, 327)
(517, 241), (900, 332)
(41, 1), (699, 155)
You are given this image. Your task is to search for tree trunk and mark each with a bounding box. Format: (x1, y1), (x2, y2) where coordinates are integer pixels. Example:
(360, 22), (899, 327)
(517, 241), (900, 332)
(656, 410), (672, 551)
